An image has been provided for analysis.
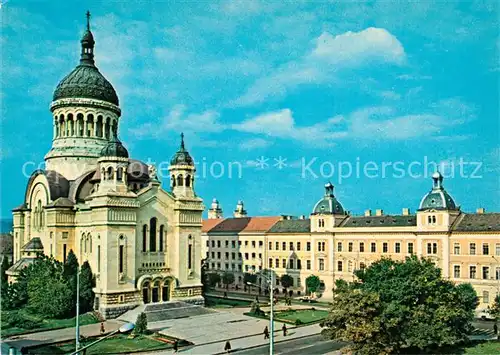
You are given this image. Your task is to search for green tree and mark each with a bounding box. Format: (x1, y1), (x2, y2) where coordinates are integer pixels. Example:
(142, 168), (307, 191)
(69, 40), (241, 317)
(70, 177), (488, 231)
(206, 272), (221, 288)
(305, 275), (321, 296)
(321, 256), (477, 354)
(79, 261), (95, 313)
(280, 274), (293, 289)
(243, 272), (257, 285)
(134, 312), (148, 334)
(1, 256), (10, 284)
(489, 294), (500, 321)
(26, 255), (73, 318)
(221, 272), (235, 289)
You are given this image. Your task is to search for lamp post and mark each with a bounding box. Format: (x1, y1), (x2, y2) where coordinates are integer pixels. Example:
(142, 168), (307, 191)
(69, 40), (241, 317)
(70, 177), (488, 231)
(75, 265), (80, 352)
(247, 271), (274, 355)
(69, 323), (135, 355)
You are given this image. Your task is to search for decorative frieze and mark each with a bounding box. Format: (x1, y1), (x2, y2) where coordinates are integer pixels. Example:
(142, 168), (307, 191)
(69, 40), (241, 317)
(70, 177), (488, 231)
(56, 212), (75, 224)
(108, 209), (136, 222)
(180, 212), (202, 224)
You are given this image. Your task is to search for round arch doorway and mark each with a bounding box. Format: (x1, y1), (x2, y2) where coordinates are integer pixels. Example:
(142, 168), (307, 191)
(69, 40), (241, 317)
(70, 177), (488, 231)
(141, 278), (173, 304)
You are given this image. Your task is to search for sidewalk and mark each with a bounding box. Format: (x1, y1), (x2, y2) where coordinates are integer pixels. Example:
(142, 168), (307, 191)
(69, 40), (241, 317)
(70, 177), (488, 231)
(152, 323), (322, 354)
(3, 319), (125, 350)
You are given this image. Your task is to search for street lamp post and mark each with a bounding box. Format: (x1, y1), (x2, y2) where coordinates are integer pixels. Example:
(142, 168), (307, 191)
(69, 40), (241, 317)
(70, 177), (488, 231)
(75, 265), (80, 352)
(69, 323), (135, 355)
(247, 271), (274, 355)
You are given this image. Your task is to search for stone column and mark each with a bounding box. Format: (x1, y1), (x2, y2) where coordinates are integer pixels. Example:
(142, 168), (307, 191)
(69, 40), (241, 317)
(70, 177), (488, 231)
(83, 117), (88, 137)
(53, 120), (58, 139)
(93, 117), (98, 137)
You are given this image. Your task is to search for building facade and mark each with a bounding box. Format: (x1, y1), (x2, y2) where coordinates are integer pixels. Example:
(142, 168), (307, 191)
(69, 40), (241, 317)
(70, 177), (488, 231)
(202, 176), (500, 311)
(8, 15), (204, 318)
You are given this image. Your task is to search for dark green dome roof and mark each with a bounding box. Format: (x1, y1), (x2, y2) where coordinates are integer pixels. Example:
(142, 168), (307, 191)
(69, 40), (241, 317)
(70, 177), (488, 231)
(100, 137), (129, 158)
(53, 65), (119, 105)
(52, 12), (119, 106)
(170, 133), (194, 166)
(419, 172), (458, 210)
(312, 182), (345, 214)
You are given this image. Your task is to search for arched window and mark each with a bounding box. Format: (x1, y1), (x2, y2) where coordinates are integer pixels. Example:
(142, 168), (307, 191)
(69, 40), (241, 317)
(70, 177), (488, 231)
(188, 235), (193, 270)
(77, 113), (84, 136)
(159, 225), (164, 252)
(177, 174), (184, 187)
(432, 215), (437, 224)
(185, 175), (191, 187)
(150, 217), (157, 252)
(89, 234), (92, 253)
(37, 200), (43, 229)
(87, 114), (94, 137)
(142, 225), (147, 252)
(119, 235), (125, 274)
(171, 175), (176, 187)
(104, 118), (110, 139)
(59, 114), (65, 137)
(152, 281), (160, 303)
(97, 115), (103, 137)
(68, 113), (74, 136)
(117, 167), (123, 181)
(107, 167), (114, 180)
(112, 120), (118, 138)
(142, 281), (150, 304)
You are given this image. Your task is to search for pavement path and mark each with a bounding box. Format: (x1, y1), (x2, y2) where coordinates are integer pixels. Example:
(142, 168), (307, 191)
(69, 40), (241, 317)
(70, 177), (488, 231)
(3, 319), (125, 350)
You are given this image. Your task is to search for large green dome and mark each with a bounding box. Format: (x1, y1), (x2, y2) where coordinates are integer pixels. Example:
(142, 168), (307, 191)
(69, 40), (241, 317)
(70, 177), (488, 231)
(53, 65), (119, 106)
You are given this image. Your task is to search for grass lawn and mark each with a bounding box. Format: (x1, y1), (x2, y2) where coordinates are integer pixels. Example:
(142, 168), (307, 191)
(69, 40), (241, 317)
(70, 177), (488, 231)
(462, 341), (500, 354)
(274, 309), (329, 324)
(1, 309), (98, 338)
(26, 334), (174, 354)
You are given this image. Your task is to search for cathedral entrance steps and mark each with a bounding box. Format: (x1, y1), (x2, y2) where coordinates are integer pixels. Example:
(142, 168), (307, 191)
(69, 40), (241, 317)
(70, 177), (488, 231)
(119, 301), (214, 324)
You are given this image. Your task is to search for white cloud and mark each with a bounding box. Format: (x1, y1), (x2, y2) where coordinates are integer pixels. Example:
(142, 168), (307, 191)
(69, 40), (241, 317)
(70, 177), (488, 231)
(239, 138), (271, 151)
(379, 91), (401, 100)
(232, 27), (406, 107)
(397, 74), (432, 80)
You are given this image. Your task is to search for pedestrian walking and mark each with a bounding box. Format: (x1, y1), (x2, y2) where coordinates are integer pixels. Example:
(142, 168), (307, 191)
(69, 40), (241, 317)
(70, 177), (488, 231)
(224, 291), (227, 298)
(282, 324), (287, 336)
(494, 323), (498, 335)
(100, 322), (105, 335)
(173, 340), (178, 353)
(264, 326), (269, 339)
(224, 340), (232, 353)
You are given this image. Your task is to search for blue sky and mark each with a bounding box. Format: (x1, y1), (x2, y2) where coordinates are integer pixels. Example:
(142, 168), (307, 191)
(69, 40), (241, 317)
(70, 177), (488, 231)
(1, 0), (499, 220)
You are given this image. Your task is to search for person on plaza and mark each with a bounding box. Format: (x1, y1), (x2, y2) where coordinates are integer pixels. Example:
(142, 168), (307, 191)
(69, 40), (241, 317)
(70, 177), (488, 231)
(100, 322), (105, 335)
(494, 323), (498, 335)
(224, 340), (232, 353)
(173, 339), (178, 353)
(282, 324), (287, 336)
(264, 326), (269, 339)
(224, 291), (227, 298)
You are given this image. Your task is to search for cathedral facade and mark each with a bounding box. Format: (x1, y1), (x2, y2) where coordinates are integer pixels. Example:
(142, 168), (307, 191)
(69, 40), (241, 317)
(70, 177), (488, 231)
(8, 15), (204, 318)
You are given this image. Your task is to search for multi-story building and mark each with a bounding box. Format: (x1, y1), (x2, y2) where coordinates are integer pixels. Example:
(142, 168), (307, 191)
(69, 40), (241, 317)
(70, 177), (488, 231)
(202, 175), (500, 310)
(7, 14), (204, 318)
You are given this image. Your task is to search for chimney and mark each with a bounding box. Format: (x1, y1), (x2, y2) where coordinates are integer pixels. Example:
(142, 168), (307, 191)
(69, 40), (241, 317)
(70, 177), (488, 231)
(476, 208), (485, 214)
(364, 209), (371, 217)
(375, 209), (384, 216)
(402, 208), (410, 216)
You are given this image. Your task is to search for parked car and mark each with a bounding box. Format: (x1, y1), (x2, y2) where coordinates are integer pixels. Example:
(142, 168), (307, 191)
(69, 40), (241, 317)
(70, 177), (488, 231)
(299, 296), (317, 303)
(476, 308), (495, 320)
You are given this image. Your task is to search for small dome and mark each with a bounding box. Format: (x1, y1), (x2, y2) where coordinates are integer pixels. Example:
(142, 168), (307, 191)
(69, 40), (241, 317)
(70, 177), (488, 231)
(100, 137), (129, 158)
(312, 183), (345, 215)
(419, 172), (458, 210)
(170, 133), (194, 166)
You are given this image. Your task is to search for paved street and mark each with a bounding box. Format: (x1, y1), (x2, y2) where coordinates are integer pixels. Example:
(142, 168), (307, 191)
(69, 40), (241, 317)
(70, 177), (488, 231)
(227, 334), (344, 355)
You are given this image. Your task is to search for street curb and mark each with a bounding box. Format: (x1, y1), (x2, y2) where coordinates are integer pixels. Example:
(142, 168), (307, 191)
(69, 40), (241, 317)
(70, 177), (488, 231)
(210, 333), (318, 355)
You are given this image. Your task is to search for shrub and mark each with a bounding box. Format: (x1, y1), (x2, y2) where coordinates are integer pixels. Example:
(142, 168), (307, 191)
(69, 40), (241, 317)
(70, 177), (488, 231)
(134, 312), (148, 334)
(295, 319), (303, 326)
(250, 301), (265, 317)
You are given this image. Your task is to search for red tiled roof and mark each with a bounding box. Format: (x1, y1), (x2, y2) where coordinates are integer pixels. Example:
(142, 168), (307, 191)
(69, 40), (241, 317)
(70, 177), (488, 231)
(202, 219), (225, 232)
(203, 216), (282, 233)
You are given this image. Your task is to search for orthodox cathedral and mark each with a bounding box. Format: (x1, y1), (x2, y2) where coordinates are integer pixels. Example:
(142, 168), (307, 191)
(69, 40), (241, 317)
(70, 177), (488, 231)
(8, 14), (204, 318)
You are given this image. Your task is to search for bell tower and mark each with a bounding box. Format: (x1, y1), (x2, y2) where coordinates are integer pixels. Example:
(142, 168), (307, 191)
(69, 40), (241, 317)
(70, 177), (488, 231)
(168, 133), (196, 198)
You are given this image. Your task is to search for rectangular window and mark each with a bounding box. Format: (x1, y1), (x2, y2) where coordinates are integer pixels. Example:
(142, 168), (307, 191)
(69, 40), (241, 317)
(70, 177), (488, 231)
(225, 252), (229, 259)
(319, 258), (325, 271)
(337, 242), (343, 252)
(383, 242), (388, 253)
(427, 243), (432, 254)
(496, 267), (500, 280)
(276, 258), (279, 268)
(470, 243), (476, 255)
(119, 245), (124, 273)
(211, 263), (215, 269)
(244, 253), (248, 260)
(433, 243), (437, 254)
(371, 242), (376, 253)
(225, 240), (229, 247)
(360, 262), (366, 270)
(395, 242), (401, 253)
(454, 243), (460, 255)
(297, 259), (302, 269)
(259, 241), (263, 247)
(276, 242), (279, 250)
(238, 252), (242, 260)
(470, 266), (476, 279)
(483, 266), (490, 280)
(206, 240), (209, 247)
(306, 260), (311, 270)
(348, 242), (353, 252)
(231, 252), (235, 259)
(483, 291), (490, 304)
(225, 263), (229, 270)
(297, 242), (301, 251)
(269, 258), (273, 268)
(269, 241), (272, 250)
(359, 242), (365, 252)
(211, 240), (215, 248)
(211, 252), (215, 259)
(217, 252), (221, 259)
(97, 245), (101, 272)
(408, 243), (414, 254)
(50, 243), (53, 257)
(244, 265), (248, 271)
(232, 241), (236, 248)
(307, 242), (311, 251)
(232, 264), (235, 270)
(282, 242), (286, 251)
(483, 243), (489, 255)
(496, 243), (500, 256)
(188, 244), (192, 269)
(322, 242), (326, 252)
(454, 265), (460, 278)
(62, 232), (68, 239)
(337, 261), (343, 271)
(63, 244), (67, 263)
(289, 259), (294, 269)
(282, 259), (286, 268)
(289, 242), (294, 251)
(238, 265), (242, 271)
(318, 242), (321, 251)
(217, 240), (221, 248)
(245, 241), (248, 246)
(252, 252), (256, 259)
(258, 253), (262, 259)
(252, 241), (256, 248)
(238, 241), (242, 246)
